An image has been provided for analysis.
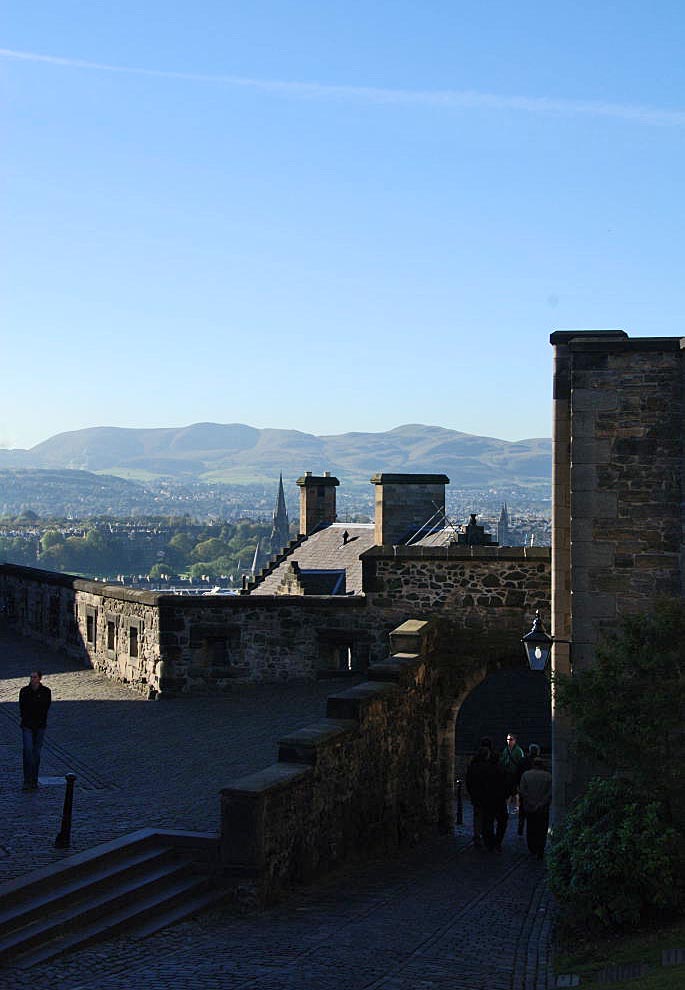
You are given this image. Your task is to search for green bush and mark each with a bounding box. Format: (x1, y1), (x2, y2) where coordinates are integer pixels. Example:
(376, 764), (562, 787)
(555, 599), (685, 800)
(548, 778), (682, 931)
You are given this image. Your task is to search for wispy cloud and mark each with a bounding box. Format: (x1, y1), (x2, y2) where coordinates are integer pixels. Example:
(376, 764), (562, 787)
(2, 47), (684, 127)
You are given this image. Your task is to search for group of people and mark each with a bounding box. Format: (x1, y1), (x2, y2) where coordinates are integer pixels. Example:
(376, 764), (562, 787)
(465, 731), (552, 859)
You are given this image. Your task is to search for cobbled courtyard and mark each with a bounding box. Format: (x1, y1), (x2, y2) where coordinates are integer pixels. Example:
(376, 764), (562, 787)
(0, 624), (553, 989)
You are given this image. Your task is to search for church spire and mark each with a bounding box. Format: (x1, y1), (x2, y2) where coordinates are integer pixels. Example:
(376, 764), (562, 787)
(270, 473), (290, 555)
(498, 502), (510, 546)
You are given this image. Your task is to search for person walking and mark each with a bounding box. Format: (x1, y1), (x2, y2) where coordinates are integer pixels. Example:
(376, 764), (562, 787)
(476, 745), (509, 853)
(466, 736), (495, 848)
(519, 756), (552, 859)
(500, 732), (525, 815)
(516, 743), (541, 837)
(19, 670), (51, 790)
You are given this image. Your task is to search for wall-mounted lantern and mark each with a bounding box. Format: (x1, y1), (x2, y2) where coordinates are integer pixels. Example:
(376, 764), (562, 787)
(521, 611), (553, 671)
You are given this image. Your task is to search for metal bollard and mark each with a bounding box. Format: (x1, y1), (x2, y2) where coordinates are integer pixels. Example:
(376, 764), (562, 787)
(456, 778), (463, 825)
(55, 773), (76, 848)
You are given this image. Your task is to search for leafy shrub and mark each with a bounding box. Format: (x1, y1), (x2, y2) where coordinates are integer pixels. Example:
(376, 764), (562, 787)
(555, 599), (685, 799)
(548, 777), (682, 931)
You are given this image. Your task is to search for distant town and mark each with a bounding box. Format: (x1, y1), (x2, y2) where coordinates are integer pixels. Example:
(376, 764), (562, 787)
(0, 476), (551, 588)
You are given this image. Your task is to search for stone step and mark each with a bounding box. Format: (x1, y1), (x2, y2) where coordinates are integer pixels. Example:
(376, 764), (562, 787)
(129, 885), (228, 940)
(0, 855), (197, 963)
(0, 829), (221, 969)
(10, 873), (221, 969)
(0, 828), (173, 911)
(0, 844), (176, 938)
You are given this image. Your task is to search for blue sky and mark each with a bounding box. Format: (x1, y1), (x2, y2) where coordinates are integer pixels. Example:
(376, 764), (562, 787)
(3, 2), (684, 449)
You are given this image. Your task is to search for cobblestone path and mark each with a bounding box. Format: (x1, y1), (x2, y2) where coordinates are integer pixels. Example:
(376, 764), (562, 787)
(0, 625), (553, 989)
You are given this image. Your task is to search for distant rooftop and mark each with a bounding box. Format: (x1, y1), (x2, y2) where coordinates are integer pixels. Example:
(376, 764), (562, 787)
(251, 523), (376, 595)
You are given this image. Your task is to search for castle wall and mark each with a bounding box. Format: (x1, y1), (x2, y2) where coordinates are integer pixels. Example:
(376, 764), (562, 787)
(0, 563), (385, 694)
(156, 595), (377, 691)
(361, 545), (551, 661)
(0, 547), (551, 695)
(0, 564), (167, 695)
(550, 331), (685, 808)
(220, 620), (453, 903)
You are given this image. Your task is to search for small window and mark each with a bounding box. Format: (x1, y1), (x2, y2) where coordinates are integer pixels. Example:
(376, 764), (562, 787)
(129, 625), (139, 658)
(204, 628), (241, 666)
(317, 633), (358, 674)
(86, 614), (95, 644)
(107, 621), (116, 651)
(335, 644), (352, 671)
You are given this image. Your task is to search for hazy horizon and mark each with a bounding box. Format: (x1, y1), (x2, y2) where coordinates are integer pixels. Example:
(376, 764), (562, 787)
(2, 419), (554, 453)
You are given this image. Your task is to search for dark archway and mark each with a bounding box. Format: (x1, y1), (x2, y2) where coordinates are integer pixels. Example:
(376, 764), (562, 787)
(454, 664), (551, 779)
(435, 649), (552, 833)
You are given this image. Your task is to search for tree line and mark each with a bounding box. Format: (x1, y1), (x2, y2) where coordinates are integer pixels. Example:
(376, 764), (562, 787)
(0, 515), (296, 583)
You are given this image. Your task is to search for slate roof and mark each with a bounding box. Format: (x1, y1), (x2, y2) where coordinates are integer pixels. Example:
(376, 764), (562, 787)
(250, 520), (496, 597)
(251, 523), (376, 595)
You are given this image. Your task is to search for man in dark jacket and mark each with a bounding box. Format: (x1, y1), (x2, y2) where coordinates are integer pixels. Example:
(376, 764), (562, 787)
(466, 738), (493, 848)
(19, 670), (51, 790)
(467, 739), (509, 852)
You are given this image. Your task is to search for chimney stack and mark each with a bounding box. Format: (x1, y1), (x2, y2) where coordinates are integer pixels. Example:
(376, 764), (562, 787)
(296, 472), (340, 536)
(371, 473), (450, 546)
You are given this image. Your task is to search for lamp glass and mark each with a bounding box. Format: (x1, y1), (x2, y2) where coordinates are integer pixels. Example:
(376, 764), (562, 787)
(525, 641), (551, 671)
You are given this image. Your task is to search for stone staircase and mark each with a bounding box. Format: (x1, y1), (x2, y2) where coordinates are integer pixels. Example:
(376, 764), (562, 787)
(0, 828), (225, 968)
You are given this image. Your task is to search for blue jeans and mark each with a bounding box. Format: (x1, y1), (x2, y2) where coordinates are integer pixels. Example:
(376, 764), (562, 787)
(22, 727), (45, 786)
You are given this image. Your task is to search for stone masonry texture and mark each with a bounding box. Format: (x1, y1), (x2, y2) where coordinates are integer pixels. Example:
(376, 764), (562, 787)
(0, 550), (551, 695)
(551, 334), (684, 672)
(550, 331), (685, 808)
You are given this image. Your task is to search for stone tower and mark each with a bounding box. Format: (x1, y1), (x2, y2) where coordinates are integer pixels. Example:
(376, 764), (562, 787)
(269, 473), (290, 556)
(550, 329), (685, 811)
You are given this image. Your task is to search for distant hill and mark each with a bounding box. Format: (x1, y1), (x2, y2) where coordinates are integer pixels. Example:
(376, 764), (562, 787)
(0, 469), (153, 517)
(0, 423), (552, 488)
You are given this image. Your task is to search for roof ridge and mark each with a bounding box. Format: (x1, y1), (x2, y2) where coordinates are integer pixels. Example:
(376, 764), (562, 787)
(241, 532), (308, 594)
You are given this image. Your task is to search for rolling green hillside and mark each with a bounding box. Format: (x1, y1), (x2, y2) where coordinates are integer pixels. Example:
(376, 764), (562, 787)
(0, 423), (552, 488)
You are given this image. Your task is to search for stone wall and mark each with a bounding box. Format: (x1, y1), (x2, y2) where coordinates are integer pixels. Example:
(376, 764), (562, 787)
(0, 564), (162, 694)
(550, 330), (685, 808)
(155, 594), (379, 691)
(220, 620), (452, 902)
(552, 332), (684, 675)
(0, 544), (551, 695)
(0, 563), (386, 694)
(361, 545), (551, 662)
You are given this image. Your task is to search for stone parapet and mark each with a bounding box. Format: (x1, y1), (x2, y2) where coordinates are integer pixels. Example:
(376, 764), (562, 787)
(219, 618), (447, 902)
(0, 562), (381, 695)
(360, 550), (550, 662)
